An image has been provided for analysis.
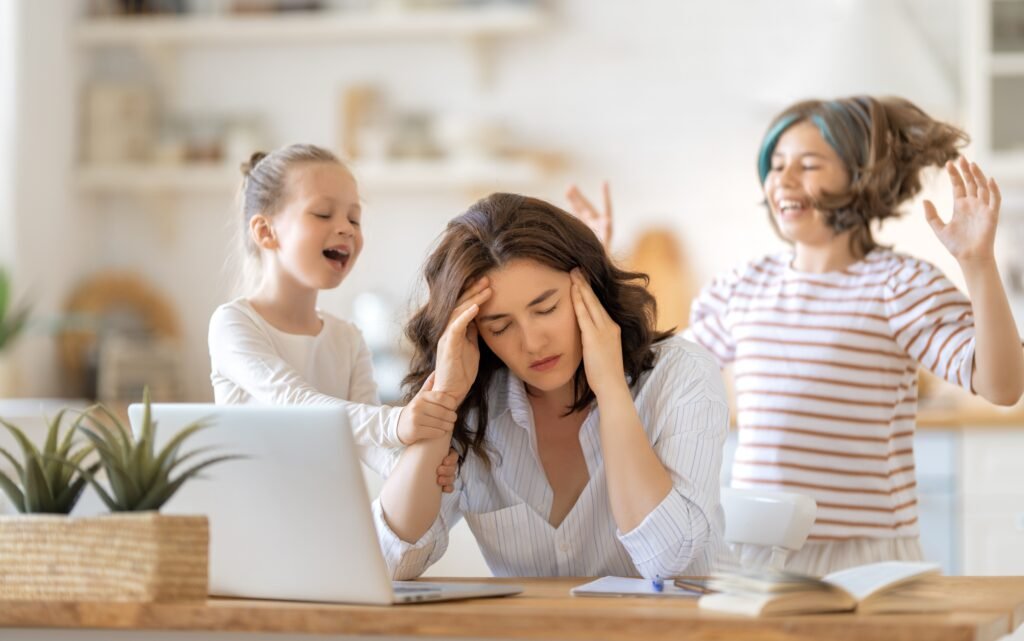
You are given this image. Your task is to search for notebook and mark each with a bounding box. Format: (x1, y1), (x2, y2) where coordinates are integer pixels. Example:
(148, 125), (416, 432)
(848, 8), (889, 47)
(127, 403), (522, 605)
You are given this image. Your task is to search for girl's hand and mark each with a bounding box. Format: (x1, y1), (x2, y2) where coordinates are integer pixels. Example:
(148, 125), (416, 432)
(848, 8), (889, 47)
(569, 268), (627, 398)
(924, 157), (1002, 265)
(397, 372), (458, 445)
(436, 448), (459, 494)
(433, 277), (492, 403)
(565, 181), (614, 250)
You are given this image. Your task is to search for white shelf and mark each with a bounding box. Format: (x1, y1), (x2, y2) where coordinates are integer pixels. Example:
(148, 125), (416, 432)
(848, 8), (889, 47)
(991, 52), (1024, 76)
(76, 5), (546, 48)
(76, 158), (549, 195)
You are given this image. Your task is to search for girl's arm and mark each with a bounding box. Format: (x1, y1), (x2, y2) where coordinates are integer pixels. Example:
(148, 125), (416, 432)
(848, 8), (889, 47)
(925, 159), (1024, 405)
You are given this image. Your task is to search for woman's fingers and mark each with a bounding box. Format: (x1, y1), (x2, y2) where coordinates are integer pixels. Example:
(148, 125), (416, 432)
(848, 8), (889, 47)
(566, 184), (598, 222)
(991, 178), (1002, 210)
(571, 269), (607, 326)
(971, 162), (990, 202)
(570, 279), (593, 330)
(449, 287), (492, 327)
(444, 303), (481, 344)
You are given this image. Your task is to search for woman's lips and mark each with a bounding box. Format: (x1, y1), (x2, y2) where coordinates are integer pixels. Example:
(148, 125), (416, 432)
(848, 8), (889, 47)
(529, 355), (561, 372)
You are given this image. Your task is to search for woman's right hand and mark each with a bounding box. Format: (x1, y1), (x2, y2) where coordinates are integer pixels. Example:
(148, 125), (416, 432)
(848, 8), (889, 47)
(565, 181), (614, 250)
(433, 277), (492, 403)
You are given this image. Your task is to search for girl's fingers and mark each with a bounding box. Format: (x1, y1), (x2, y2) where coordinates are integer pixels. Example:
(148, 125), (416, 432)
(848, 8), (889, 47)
(601, 181), (612, 218)
(972, 163), (990, 202)
(991, 178), (1002, 210)
(423, 390), (460, 412)
(923, 200), (945, 235)
(947, 161), (967, 200)
(960, 157), (978, 197)
(446, 303), (480, 340)
(420, 400), (458, 424)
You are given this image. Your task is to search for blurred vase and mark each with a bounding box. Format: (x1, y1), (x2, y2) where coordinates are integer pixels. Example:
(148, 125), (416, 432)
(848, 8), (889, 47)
(0, 353), (19, 399)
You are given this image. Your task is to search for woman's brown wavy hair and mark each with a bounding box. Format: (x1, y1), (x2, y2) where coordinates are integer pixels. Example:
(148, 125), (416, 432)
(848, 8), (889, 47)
(757, 96), (968, 257)
(402, 193), (673, 464)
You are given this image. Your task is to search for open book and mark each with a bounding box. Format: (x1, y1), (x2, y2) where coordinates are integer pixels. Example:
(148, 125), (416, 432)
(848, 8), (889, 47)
(698, 561), (945, 616)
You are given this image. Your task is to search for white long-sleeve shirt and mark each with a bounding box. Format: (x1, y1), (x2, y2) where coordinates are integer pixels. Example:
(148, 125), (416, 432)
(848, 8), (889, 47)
(208, 298), (404, 457)
(372, 335), (729, 579)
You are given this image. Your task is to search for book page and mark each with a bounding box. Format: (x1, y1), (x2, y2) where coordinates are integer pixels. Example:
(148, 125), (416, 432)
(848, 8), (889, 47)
(823, 562), (940, 602)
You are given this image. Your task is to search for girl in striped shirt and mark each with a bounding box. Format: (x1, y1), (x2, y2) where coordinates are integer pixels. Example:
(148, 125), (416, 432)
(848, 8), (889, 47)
(567, 96), (1024, 575)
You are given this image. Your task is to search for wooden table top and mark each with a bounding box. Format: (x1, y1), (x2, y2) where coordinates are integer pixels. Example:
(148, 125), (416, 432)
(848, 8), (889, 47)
(1, 576), (1023, 641)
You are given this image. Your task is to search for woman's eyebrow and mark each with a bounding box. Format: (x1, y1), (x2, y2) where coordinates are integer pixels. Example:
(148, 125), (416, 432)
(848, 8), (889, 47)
(477, 288), (558, 322)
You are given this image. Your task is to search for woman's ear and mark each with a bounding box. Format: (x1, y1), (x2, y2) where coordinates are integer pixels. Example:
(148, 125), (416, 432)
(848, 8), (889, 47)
(250, 214), (277, 250)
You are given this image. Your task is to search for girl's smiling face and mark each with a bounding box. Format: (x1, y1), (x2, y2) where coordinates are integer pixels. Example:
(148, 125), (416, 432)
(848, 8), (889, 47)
(763, 120), (852, 247)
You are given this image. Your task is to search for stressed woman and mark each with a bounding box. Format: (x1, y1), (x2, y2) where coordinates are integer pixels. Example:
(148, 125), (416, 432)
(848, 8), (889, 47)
(373, 193), (729, 579)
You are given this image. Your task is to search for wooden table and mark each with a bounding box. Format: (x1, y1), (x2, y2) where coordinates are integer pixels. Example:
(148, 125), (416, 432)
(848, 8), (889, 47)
(1, 577), (1023, 641)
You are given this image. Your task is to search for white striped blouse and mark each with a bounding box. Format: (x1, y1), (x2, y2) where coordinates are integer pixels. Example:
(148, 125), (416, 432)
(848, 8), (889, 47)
(683, 249), (976, 541)
(371, 335), (729, 579)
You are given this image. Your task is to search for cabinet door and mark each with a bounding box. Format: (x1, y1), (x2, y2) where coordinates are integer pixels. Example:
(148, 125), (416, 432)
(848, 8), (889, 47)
(960, 428), (1024, 575)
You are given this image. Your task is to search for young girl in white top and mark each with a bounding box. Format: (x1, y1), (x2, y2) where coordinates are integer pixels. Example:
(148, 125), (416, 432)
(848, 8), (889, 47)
(373, 194), (728, 579)
(567, 96), (1024, 575)
(208, 144), (457, 483)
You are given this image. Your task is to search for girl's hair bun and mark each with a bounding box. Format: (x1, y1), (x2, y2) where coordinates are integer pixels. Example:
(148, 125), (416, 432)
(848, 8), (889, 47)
(240, 151), (268, 177)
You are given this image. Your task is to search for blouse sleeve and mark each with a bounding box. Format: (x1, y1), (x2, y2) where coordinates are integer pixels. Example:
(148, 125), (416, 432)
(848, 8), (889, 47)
(616, 341), (729, 578)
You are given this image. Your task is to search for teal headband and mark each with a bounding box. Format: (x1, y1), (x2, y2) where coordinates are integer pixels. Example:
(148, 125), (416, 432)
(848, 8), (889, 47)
(757, 112), (842, 183)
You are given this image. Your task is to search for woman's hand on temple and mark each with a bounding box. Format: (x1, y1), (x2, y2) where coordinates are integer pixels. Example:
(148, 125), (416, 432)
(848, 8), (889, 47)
(433, 277), (492, 403)
(565, 181), (614, 250)
(924, 157), (1002, 265)
(569, 268), (627, 399)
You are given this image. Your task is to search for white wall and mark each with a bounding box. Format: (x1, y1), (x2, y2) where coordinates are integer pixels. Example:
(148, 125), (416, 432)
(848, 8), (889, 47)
(0, 0), (17, 267)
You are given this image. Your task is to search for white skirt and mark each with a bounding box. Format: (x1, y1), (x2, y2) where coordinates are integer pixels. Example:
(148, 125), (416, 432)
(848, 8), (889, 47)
(722, 537), (925, 577)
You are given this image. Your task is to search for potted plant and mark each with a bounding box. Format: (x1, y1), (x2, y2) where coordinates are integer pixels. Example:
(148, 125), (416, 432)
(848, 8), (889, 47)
(0, 268), (30, 397)
(0, 390), (236, 602)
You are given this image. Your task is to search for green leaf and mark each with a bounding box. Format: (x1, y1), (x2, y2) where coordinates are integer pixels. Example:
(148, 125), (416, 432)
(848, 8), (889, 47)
(23, 456), (54, 513)
(41, 409), (68, 489)
(0, 445), (25, 479)
(0, 418), (41, 463)
(77, 428), (138, 506)
(90, 404), (134, 456)
(0, 468), (25, 512)
(46, 456), (118, 511)
(149, 420), (211, 484)
(131, 454), (234, 511)
(54, 462), (101, 513)
(80, 410), (129, 461)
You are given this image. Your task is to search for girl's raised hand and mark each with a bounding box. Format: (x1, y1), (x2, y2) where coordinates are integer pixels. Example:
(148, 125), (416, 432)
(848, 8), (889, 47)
(569, 268), (626, 398)
(433, 277), (492, 403)
(924, 158), (1002, 264)
(565, 181), (614, 250)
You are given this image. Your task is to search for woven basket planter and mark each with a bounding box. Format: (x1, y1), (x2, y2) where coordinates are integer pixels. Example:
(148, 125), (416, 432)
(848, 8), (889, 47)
(0, 512), (208, 601)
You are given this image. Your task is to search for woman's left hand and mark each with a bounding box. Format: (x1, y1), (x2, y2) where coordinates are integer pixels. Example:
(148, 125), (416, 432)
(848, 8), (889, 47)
(570, 268), (627, 398)
(924, 157), (1002, 265)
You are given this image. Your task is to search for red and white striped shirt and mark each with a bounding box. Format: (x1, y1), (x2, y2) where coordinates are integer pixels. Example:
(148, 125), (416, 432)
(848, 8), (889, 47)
(683, 249), (976, 541)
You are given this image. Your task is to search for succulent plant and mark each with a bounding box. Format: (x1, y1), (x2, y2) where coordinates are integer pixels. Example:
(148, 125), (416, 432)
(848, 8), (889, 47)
(0, 410), (99, 513)
(74, 389), (237, 512)
(0, 268), (30, 353)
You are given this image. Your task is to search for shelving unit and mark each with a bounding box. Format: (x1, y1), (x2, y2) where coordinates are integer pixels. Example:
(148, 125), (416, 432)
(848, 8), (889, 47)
(74, 4), (554, 198)
(76, 4), (546, 47)
(77, 157), (548, 195)
(964, 0), (1024, 183)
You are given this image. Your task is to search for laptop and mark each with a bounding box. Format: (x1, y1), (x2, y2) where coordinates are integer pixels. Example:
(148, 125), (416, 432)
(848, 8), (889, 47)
(126, 403), (521, 605)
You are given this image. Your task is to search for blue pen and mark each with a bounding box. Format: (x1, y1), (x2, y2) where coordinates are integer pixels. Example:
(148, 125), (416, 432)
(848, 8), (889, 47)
(651, 575), (664, 592)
